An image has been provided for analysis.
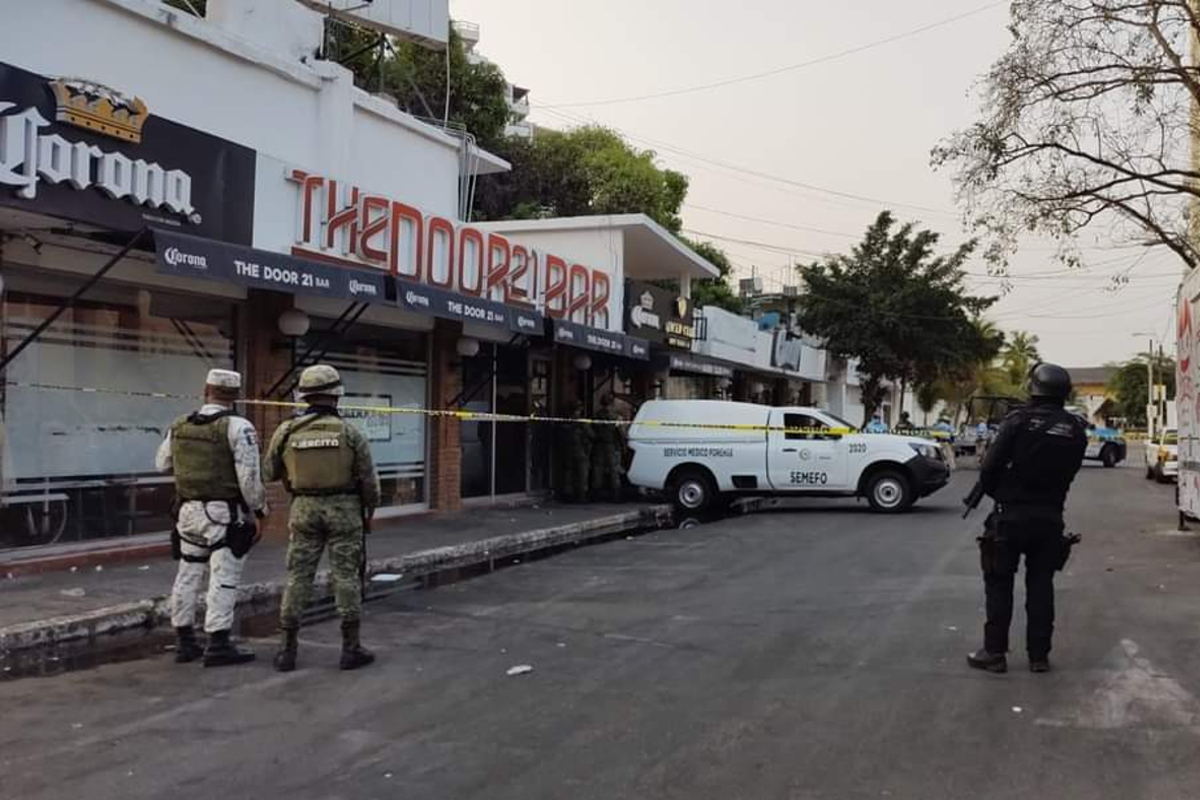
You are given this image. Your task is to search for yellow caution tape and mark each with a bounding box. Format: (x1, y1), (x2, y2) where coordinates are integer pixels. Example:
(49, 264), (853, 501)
(4, 379), (885, 436)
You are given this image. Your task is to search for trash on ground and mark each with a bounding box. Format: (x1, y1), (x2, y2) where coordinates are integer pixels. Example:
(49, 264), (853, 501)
(71, 723), (83, 729)
(506, 664), (534, 676)
(371, 573), (403, 583)
(69, 566), (78, 573)
(945, 626), (958, 632)
(94, 565), (104, 572)
(60, 587), (86, 598)
(1012, 706), (1023, 714)
(137, 565), (151, 571)
(556, 642), (567, 648)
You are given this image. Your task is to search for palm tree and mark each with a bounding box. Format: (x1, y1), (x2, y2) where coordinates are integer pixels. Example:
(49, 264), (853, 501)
(1000, 330), (1041, 385)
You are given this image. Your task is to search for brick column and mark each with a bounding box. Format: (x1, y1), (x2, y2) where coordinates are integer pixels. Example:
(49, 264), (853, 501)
(428, 318), (463, 511)
(239, 289), (295, 541)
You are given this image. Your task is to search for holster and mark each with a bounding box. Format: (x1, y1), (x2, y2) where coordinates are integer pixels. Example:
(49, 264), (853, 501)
(976, 512), (1008, 577)
(226, 518), (260, 559)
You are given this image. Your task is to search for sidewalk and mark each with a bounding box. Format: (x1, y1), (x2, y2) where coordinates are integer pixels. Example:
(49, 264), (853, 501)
(0, 502), (672, 655)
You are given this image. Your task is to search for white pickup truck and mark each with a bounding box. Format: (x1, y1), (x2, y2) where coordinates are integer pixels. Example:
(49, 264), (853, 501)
(626, 400), (951, 514)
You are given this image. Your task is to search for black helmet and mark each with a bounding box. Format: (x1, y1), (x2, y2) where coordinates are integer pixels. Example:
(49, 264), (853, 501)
(1027, 362), (1072, 401)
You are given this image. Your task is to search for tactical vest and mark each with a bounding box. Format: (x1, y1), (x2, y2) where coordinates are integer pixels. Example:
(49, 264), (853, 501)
(282, 415), (357, 495)
(170, 412), (241, 502)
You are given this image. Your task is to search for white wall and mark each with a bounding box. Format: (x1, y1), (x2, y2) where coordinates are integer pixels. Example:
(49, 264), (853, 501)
(2, 0), (466, 227)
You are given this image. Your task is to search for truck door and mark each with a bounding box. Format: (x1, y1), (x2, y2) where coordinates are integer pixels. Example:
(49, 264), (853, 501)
(767, 410), (849, 491)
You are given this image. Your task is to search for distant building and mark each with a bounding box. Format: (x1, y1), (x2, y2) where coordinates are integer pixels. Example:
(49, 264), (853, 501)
(1066, 367), (1117, 422)
(454, 20), (533, 139)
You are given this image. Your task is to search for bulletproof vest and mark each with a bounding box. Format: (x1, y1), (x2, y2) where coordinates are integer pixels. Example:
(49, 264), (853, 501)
(995, 403), (1087, 512)
(281, 414), (357, 495)
(170, 412), (241, 502)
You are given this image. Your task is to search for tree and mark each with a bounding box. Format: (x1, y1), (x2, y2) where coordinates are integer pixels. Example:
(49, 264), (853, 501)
(1000, 330), (1041, 387)
(1107, 352), (1176, 426)
(474, 126), (688, 232)
(682, 239), (742, 313)
(795, 211), (999, 424)
(922, 318), (1010, 425)
(933, 1), (1200, 271)
(333, 25), (512, 151)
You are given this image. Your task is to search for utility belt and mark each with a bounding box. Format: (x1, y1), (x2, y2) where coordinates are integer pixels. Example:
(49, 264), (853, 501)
(171, 496), (260, 561)
(290, 487), (359, 498)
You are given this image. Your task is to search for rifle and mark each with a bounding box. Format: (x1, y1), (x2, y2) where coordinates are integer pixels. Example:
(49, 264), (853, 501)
(962, 480), (986, 520)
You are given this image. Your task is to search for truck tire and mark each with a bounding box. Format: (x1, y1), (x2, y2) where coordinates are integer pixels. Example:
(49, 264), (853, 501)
(1101, 444), (1118, 468)
(865, 469), (913, 513)
(669, 468), (719, 514)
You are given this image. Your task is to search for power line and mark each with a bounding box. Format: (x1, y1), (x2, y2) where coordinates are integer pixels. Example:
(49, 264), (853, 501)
(540, 1), (1006, 109)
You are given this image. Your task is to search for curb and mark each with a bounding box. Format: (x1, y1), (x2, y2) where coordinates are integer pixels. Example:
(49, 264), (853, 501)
(0, 505), (674, 656)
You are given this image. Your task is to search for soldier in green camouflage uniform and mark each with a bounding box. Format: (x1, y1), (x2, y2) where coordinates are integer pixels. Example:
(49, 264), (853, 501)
(591, 393), (624, 503)
(559, 401), (593, 503)
(263, 364), (381, 672)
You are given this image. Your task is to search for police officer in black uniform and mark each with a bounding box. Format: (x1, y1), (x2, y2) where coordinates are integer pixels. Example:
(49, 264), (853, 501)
(967, 363), (1087, 674)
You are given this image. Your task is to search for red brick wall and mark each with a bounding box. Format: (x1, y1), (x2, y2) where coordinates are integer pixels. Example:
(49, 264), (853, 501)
(428, 319), (463, 511)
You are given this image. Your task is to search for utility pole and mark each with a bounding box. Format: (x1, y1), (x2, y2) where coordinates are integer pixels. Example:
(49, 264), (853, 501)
(1148, 337), (1155, 438)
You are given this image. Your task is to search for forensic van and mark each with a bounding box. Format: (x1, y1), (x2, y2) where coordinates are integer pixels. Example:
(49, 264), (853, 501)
(626, 400), (951, 514)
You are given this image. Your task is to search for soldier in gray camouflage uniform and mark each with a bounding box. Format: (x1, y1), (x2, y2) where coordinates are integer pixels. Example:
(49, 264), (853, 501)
(264, 364), (381, 672)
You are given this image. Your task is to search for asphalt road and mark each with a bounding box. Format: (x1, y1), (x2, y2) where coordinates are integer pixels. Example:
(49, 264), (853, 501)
(3, 460), (1199, 800)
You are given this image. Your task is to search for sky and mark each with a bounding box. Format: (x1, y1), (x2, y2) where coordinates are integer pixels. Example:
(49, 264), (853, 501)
(449, 0), (1183, 367)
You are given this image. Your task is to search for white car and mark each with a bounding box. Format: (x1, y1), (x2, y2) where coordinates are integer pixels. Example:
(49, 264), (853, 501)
(626, 400), (951, 514)
(1145, 428), (1179, 483)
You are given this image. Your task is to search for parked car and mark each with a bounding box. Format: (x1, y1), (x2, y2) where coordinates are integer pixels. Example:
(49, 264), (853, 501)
(1145, 428), (1178, 483)
(626, 400), (951, 514)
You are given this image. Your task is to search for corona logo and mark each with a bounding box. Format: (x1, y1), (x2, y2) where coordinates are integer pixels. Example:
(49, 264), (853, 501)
(49, 78), (149, 144)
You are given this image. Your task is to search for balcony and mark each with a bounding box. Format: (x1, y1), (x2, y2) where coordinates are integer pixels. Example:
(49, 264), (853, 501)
(453, 20), (481, 48)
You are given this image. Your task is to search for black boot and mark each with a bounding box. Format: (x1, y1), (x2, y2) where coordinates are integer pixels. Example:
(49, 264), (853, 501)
(202, 629), (256, 667)
(273, 626), (299, 673)
(967, 648), (1008, 674)
(174, 626), (203, 664)
(1029, 657), (1052, 673)
(339, 620), (375, 670)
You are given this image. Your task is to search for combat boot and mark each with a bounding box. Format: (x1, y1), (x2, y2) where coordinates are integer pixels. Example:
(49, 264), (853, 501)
(174, 626), (204, 664)
(202, 629), (256, 667)
(339, 619), (375, 670)
(273, 625), (299, 672)
(966, 648), (1008, 674)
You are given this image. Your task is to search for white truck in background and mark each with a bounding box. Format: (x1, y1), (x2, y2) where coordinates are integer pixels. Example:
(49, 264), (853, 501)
(626, 400), (951, 514)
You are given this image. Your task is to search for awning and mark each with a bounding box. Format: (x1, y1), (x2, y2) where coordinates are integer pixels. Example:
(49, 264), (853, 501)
(398, 282), (544, 336)
(154, 228), (394, 304)
(660, 352), (735, 379)
(554, 320), (649, 361)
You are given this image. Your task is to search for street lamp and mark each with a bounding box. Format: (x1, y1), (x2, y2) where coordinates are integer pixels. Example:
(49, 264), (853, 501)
(1132, 332), (1158, 436)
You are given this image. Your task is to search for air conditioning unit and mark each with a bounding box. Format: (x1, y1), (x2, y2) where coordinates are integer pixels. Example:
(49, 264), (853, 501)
(739, 277), (763, 297)
(782, 285), (800, 298)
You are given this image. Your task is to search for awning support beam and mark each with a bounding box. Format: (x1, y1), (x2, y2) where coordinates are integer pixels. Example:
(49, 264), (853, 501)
(0, 226), (149, 375)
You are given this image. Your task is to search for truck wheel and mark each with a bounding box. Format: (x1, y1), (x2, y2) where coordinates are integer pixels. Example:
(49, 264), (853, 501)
(670, 469), (718, 514)
(1101, 445), (1118, 468)
(866, 469), (913, 513)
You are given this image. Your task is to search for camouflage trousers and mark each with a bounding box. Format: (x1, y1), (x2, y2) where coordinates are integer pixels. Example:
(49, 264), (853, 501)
(591, 447), (622, 498)
(561, 450), (590, 501)
(279, 495), (364, 627)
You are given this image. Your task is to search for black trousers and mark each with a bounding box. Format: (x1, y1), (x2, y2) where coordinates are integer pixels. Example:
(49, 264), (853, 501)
(981, 517), (1063, 659)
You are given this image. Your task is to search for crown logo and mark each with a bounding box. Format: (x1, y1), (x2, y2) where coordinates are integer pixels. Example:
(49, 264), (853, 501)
(49, 78), (149, 144)
(639, 291), (655, 310)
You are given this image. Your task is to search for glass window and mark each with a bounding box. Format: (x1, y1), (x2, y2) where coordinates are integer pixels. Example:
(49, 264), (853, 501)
(1, 268), (235, 550)
(784, 413), (829, 440)
(297, 322), (428, 509)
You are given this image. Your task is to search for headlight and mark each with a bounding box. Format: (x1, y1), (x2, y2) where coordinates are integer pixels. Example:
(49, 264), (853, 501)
(910, 443), (940, 460)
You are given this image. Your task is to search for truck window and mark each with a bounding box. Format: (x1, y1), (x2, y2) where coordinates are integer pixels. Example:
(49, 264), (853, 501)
(784, 413), (833, 441)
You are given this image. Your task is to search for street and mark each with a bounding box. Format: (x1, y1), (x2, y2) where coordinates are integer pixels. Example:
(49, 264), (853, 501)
(3, 461), (1198, 800)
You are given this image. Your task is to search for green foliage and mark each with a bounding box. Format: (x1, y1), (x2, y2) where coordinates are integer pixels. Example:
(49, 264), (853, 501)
(795, 211), (999, 423)
(1000, 331), (1040, 389)
(681, 238), (742, 313)
(333, 25), (512, 151)
(474, 126), (688, 233)
(1106, 354), (1176, 426)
